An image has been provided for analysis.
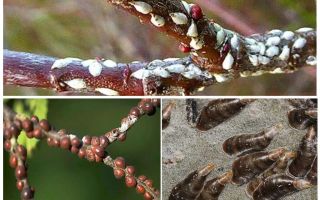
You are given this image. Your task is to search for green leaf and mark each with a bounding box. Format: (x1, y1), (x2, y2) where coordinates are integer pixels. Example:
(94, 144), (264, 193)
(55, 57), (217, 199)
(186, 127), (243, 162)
(13, 99), (48, 156)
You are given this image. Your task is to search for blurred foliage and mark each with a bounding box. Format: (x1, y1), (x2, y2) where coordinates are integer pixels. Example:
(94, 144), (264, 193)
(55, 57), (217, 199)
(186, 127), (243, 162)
(3, 0), (316, 95)
(4, 99), (160, 200)
(13, 99), (48, 156)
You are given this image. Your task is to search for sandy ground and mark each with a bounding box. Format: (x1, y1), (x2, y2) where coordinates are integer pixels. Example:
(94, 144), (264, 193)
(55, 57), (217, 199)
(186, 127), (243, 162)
(162, 99), (317, 200)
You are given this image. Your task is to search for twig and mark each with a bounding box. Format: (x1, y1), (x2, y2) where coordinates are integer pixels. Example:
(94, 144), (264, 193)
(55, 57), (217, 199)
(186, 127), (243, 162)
(3, 99), (160, 200)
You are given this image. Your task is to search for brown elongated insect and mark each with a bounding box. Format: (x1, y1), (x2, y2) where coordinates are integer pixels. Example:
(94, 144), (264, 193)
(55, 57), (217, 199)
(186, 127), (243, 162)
(222, 124), (282, 156)
(196, 170), (233, 200)
(246, 151), (296, 198)
(252, 174), (312, 200)
(288, 108), (316, 130)
(169, 163), (215, 200)
(196, 99), (254, 131)
(231, 148), (285, 185)
(306, 156), (317, 185)
(288, 126), (317, 177)
(162, 101), (176, 129)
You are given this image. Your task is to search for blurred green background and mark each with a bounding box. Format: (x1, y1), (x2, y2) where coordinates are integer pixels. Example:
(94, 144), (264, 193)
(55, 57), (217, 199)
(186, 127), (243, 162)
(3, 0), (316, 95)
(4, 99), (160, 200)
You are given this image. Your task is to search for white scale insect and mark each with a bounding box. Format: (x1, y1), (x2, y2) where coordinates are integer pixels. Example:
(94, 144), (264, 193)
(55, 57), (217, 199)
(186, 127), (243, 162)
(129, 1), (152, 14)
(51, 58), (82, 69)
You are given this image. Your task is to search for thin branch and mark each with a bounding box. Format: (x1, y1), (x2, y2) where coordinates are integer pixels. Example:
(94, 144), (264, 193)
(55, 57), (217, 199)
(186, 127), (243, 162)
(3, 99), (160, 200)
(4, 50), (213, 95)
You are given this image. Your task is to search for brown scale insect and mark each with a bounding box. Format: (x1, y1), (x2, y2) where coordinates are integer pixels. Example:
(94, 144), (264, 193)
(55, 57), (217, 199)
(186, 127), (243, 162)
(246, 151), (296, 198)
(288, 108), (316, 130)
(196, 99), (254, 131)
(169, 163), (215, 200)
(222, 124), (282, 156)
(306, 156), (317, 185)
(231, 148), (285, 185)
(162, 101), (176, 129)
(287, 99), (317, 130)
(288, 125), (317, 178)
(196, 170), (233, 200)
(252, 174), (312, 200)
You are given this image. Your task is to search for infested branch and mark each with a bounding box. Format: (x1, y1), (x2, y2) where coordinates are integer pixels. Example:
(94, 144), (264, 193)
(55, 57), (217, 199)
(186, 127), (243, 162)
(4, 50), (214, 95)
(106, 0), (316, 81)
(3, 99), (160, 200)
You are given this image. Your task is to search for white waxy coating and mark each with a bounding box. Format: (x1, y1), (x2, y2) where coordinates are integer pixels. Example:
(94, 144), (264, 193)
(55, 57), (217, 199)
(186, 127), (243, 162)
(150, 13), (165, 27)
(278, 45), (290, 61)
(152, 67), (171, 78)
(222, 52), (234, 70)
(268, 29), (283, 35)
(187, 20), (198, 37)
(129, 1), (152, 14)
(103, 60), (117, 68)
(163, 58), (179, 62)
(270, 68), (285, 74)
(190, 37), (204, 50)
(266, 46), (279, 57)
(216, 29), (225, 46)
(64, 79), (86, 89)
(266, 36), (281, 46)
(258, 42), (266, 55)
(306, 56), (317, 66)
(131, 69), (152, 79)
(165, 64), (185, 73)
(169, 12), (188, 25)
(213, 74), (229, 83)
(249, 55), (259, 66)
(258, 55), (271, 65)
(182, 1), (191, 14)
(88, 61), (103, 77)
(249, 45), (261, 53)
(281, 31), (294, 40)
(95, 88), (119, 96)
(230, 34), (239, 49)
(51, 58), (82, 69)
(81, 59), (96, 68)
(292, 38), (307, 49)
(296, 27), (313, 33)
(245, 38), (256, 45)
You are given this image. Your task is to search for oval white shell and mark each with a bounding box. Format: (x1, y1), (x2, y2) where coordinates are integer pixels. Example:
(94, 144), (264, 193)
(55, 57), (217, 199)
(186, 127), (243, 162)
(88, 61), (103, 77)
(268, 29), (283, 35)
(213, 73), (229, 83)
(103, 60), (117, 68)
(281, 31), (294, 40)
(182, 1), (191, 14)
(216, 29), (225, 46)
(187, 20), (198, 37)
(51, 58), (82, 69)
(306, 56), (317, 66)
(230, 34), (239, 49)
(266, 46), (279, 57)
(222, 52), (234, 70)
(190, 37), (204, 50)
(129, 1), (153, 14)
(95, 88), (119, 96)
(165, 64), (185, 73)
(266, 36), (281, 46)
(292, 38), (307, 49)
(249, 45), (261, 53)
(169, 12), (188, 25)
(81, 59), (96, 68)
(152, 67), (171, 78)
(296, 27), (313, 33)
(150, 14), (165, 27)
(258, 42), (266, 55)
(258, 55), (270, 65)
(64, 79), (86, 89)
(131, 69), (151, 79)
(249, 55), (259, 66)
(278, 45), (290, 61)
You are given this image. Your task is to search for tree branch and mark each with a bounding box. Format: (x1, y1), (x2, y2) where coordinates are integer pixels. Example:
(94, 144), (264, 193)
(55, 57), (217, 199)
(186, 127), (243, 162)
(3, 99), (160, 200)
(106, 0), (316, 81)
(4, 50), (213, 95)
